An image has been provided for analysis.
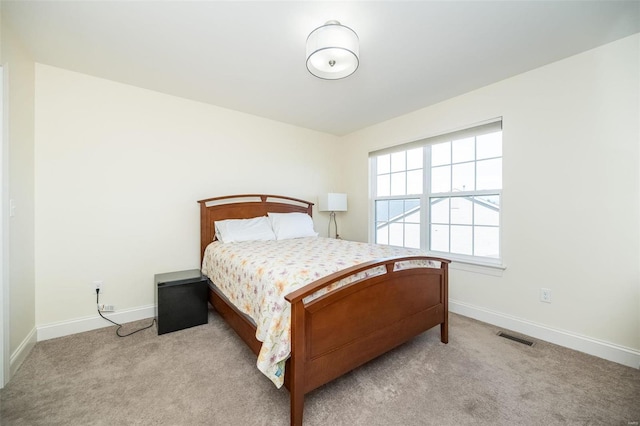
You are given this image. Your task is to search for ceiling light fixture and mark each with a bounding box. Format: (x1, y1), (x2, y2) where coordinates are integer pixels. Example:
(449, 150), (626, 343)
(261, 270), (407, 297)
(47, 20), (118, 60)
(306, 20), (359, 80)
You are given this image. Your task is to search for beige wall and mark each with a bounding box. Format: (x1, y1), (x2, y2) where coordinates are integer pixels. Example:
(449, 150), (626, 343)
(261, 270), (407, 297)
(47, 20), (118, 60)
(340, 34), (640, 352)
(34, 64), (342, 326)
(1, 16), (37, 375)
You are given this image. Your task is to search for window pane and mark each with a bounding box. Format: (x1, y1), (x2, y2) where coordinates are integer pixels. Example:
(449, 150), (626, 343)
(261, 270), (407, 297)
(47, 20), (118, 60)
(375, 200), (389, 222)
(388, 200), (404, 220)
(390, 172), (406, 196)
(452, 162), (475, 192)
(405, 199), (420, 210)
(431, 165), (451, 193)
(392, 200), (419, 223)
(403, 200), (420, 223)
(404, 223), (420, 248)
(376, 224), (389, 244)
(391, 152), (406, 172)
(407, 147), (423, 170)
(476, 158), (502, 190)
(450, 196), (473, 225)
(474, 226), (499, 258)
(430, 224), (449, 252)
(389, 223), (404, 246)
(407, 170), (422, 194)
(377, 174), (390, 196)
(377, 154), (390, 174)
(406, 211), (420, 223)
(475, 196), (500, 226)
(477, 131), (502, 160)
(452, 137), (475, 163)
(450, 225), (472, 255)
(431, 142), (450, 166)
(430, 198), (449, 224)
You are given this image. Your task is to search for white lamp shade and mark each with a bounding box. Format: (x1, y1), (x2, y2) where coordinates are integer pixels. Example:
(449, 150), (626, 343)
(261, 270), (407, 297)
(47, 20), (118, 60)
(319, 193), (348, 212)
(306, 21), (359, 80)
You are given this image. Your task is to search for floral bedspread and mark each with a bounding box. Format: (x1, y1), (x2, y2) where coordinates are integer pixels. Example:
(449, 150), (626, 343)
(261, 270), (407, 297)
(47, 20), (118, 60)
(201, 237), (437, 388)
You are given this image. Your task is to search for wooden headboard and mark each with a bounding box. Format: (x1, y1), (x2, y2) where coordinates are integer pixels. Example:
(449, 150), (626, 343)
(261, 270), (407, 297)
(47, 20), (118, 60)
(197, 194), (314, 262)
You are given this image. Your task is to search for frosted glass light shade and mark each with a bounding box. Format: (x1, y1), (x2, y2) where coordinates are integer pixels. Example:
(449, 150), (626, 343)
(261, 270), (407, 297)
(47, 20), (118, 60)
(318, 193), (348, 212)
(306, 21), (359, 80)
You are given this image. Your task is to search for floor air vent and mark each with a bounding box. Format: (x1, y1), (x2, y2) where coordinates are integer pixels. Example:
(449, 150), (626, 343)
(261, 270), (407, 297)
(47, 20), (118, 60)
(497, 331), (535, 346)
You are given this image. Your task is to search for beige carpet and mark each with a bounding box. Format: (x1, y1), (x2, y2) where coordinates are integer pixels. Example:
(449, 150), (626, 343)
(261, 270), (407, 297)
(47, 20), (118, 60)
(1, 310), (639, 425)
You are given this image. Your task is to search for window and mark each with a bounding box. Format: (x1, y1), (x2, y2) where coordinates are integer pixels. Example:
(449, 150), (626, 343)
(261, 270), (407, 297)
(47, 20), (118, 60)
(370, 120), (502, 266)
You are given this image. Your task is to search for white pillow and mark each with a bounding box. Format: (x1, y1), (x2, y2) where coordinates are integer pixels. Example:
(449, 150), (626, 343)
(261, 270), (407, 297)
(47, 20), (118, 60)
(214, 216), (276, 243)
(267, 212), (318, 240)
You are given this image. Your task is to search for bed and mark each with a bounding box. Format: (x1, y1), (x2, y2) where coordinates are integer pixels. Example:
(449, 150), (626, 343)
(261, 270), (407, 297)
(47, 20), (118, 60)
(198, 194), (450, 426)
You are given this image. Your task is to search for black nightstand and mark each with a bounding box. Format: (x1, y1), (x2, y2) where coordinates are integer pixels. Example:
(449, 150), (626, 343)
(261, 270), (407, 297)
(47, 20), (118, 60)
(155, 269), (208, 335)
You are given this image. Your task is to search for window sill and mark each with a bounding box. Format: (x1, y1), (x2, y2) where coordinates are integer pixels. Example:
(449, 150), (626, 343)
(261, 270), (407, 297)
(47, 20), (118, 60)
(449, 260), (506, 277)
(425, 251), (506, 276)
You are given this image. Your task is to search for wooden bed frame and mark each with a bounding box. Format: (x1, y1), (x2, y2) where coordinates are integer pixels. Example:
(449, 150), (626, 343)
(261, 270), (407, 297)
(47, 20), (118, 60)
(198, 194), (450, 426)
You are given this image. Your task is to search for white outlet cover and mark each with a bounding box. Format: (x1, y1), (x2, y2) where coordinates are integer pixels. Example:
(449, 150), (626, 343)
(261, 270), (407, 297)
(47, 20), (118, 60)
(90, 280), (104, 293)
(540, 288), (552, 303)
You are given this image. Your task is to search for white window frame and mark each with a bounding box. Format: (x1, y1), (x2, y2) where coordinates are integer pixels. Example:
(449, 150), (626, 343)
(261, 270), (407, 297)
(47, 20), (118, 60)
(369, 119), (504, 269)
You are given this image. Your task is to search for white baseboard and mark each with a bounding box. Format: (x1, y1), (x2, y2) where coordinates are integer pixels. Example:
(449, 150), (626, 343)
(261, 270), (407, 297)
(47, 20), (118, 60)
(10, 327), (36, 377)
(450, 299), (640, 370)
(37, 305), (156, 342)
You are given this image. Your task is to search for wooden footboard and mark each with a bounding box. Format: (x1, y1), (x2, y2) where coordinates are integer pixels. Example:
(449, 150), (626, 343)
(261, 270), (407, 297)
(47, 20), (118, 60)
(284, 256), (449, 426)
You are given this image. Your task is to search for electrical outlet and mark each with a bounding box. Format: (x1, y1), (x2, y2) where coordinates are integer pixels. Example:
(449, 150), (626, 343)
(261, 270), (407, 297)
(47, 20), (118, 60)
(98, 304), (115, 312)
(540, 288), (552, 303)
(91, 280), (103, 293)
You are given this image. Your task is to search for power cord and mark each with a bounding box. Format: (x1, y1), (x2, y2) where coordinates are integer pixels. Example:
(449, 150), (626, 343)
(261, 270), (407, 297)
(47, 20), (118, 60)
(96, 288), (156, 337)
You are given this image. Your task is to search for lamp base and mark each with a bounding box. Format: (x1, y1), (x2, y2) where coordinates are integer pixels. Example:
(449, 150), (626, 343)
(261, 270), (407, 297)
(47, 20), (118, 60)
(329, 211), (341, 239)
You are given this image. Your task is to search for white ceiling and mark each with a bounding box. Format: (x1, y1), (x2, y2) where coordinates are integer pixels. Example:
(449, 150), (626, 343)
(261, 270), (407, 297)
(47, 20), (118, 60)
(4, 1), (639, 135)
